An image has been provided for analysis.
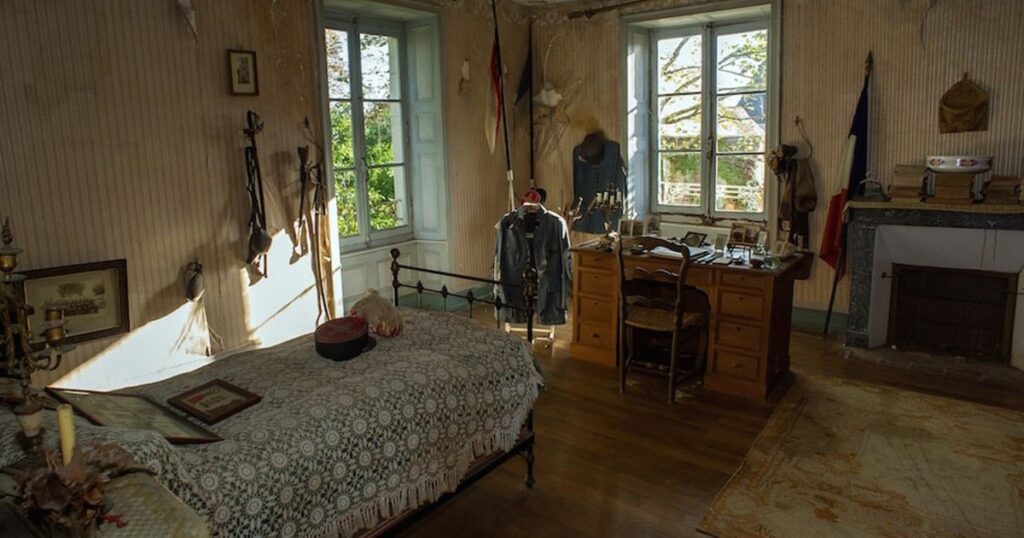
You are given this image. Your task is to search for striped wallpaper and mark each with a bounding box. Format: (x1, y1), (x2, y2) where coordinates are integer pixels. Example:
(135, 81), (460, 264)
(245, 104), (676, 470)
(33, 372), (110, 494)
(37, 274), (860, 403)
(0, 0), (533, 387)
(1, 0), (325, 387)
(3, 0), (1022, 386)
(531, 0), (1024, 311)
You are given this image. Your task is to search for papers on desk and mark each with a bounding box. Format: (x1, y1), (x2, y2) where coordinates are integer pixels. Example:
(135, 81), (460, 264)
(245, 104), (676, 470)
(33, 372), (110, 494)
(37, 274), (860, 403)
(650, 245), (714, 259)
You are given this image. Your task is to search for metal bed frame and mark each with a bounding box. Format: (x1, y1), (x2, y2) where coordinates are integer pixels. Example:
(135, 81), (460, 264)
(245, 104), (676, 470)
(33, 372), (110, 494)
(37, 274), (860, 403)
(366, 213), (541, 536)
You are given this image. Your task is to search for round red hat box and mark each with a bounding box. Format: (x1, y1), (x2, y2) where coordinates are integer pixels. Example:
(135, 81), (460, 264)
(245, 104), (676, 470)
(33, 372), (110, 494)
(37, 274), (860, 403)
(315, 316), (374, 361)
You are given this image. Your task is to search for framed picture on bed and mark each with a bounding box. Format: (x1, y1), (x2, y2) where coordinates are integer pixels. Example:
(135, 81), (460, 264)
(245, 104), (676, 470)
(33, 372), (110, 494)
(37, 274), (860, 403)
(168, 379), (261, 424)
(47, 388), (220, 444)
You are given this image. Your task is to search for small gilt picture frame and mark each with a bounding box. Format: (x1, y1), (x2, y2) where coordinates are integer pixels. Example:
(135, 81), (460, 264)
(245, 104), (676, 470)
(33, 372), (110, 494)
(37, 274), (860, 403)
(227, 50), (259, 96)
(168, 379), (261, 424)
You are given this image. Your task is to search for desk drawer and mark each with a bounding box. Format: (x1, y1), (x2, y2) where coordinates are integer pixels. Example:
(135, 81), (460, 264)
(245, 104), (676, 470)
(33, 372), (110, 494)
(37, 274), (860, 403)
(576, 251), (612, 270)
(579, 269), (615, 297)
(720, 272), (767, 292)
(577, 320), (614, 351)
(716, 320), (762, 352)
(577, 296), (614, 324)
(687, 267), (714, 287)
(719, 291), (764, 320)
(713, 348), (759, 381)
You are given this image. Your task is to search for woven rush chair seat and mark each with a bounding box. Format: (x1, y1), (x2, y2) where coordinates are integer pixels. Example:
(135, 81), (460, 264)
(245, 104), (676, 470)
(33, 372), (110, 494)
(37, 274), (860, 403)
(617, 236), (710, 403)
(624, 305), (704, 332)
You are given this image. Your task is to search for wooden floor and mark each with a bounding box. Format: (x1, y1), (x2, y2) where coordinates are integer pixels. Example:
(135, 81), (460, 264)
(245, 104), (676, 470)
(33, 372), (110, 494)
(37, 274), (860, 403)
(400, 319), (1024, 537)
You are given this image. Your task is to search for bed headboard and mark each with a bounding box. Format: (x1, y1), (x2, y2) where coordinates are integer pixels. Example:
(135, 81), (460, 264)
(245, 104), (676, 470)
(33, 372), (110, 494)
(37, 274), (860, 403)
(388, 248), (537, 342)
(389, 204), (542, 342)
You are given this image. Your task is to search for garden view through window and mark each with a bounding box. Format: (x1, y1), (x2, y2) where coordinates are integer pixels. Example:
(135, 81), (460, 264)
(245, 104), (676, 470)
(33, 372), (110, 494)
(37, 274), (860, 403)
(655, 22), (768, 215)
(325, 26), (409, 243)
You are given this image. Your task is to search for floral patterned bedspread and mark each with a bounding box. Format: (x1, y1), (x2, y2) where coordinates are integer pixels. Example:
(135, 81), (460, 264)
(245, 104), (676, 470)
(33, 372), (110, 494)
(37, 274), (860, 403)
(1, 309), (542, 537)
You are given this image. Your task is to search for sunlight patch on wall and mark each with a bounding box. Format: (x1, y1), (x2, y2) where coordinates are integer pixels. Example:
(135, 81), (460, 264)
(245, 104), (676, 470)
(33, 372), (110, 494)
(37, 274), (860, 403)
(242, 229), (322, 348)
(50, 300), (214, 391)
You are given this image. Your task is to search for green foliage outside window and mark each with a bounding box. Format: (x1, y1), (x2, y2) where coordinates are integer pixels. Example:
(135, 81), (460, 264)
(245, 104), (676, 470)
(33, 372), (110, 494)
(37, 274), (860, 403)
(658, 29), (768, 212)
(327, 31), (403, 238)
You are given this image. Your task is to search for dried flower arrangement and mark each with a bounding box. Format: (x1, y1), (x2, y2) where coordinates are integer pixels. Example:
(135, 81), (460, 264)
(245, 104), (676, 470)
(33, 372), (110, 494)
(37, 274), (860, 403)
(11, 443), (149, 537)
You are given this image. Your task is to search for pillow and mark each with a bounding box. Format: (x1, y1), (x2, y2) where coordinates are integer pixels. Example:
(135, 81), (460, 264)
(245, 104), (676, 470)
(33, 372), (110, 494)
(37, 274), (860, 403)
(349, 289), (403, 337)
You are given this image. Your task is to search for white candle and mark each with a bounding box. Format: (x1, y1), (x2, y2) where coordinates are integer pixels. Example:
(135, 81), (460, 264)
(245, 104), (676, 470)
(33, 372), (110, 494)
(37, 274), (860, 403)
(57, 404), (75, 465)
(617, 191), (623, 204)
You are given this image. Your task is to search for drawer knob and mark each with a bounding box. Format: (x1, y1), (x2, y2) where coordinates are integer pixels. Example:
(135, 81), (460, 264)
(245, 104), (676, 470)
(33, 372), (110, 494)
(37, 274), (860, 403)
(591, 332), (600, 338)
(731, 362), (743, 369)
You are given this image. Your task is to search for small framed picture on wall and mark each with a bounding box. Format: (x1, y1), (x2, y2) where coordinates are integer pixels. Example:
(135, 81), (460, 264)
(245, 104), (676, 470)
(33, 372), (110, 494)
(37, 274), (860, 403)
(227, 49), (259, 95)
(19, 259), (130, 348)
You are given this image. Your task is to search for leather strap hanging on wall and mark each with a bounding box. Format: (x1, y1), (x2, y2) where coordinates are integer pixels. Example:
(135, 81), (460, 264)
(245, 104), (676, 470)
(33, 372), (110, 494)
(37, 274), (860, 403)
(939, 73), (988, 133)
(244, 111), (272, 276)
(300, 120), (336, 323)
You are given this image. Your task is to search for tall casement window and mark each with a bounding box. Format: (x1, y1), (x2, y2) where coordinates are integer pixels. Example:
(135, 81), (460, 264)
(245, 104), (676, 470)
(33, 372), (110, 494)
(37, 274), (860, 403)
(648, 18), (771, 218)
(324, 22), (410, 248)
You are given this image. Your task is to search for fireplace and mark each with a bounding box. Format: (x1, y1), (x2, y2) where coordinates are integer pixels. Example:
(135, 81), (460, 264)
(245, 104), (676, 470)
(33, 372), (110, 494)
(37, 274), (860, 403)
(888, 264), (1017, 362)
(844, 201), (1024, 371)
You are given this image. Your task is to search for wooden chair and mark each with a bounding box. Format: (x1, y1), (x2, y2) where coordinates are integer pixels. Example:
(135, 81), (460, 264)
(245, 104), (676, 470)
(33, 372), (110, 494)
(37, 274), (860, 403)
(617, 236), (710, 403)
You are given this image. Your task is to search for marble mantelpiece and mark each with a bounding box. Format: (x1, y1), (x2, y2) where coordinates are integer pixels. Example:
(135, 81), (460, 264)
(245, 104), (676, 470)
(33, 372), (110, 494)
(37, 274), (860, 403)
(845, 200), (1024, 349)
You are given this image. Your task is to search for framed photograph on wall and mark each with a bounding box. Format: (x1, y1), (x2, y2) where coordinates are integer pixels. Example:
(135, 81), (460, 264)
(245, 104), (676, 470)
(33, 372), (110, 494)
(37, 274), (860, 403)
(20, 259), (129, 347)
(168, 379), (261, 424)
(47, 388), (220, 444)
(227, 49), (259, 95)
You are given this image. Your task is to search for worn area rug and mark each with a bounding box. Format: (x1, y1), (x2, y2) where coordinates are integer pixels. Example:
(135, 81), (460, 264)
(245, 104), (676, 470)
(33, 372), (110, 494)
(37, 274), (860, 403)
(699, 374), (1024, 537)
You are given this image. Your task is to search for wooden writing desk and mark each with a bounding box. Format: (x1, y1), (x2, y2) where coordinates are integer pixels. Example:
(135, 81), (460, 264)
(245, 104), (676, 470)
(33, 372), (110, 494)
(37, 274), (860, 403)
(570, 243), (806, 402)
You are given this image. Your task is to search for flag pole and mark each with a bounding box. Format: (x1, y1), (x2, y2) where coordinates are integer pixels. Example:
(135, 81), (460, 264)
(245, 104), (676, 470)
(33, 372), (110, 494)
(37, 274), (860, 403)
(822, 52), (873, 338)
(490, 0), (515, 209)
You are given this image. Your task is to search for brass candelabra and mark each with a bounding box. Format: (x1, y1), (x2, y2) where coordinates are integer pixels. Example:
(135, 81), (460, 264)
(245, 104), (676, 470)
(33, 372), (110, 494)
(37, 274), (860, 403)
(1, 218), (74, 454)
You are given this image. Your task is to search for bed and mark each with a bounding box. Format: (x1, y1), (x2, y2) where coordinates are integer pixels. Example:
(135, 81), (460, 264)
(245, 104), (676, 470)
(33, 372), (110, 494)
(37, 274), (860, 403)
(0, 246), (544, 537)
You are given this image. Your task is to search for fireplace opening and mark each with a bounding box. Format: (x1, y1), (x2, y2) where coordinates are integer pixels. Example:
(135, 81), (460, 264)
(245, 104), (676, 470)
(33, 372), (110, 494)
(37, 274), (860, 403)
(888, 264), (1018, 362)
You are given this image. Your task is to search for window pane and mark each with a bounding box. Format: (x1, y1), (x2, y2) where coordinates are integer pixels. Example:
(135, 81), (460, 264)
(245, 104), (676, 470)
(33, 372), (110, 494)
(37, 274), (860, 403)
(716, 29), (768, 93)
(659, 152), (702, 207)
(363, 101), (404, 165)
(659, 95), (702, 151)
(360, 33), (401, 99)
(329, 101), (355, 168)
(368, 166), (408, 231)
(657, 34), (701, 94)
(335, 169), (359, 238)
(717, 93), (766, 153)
(325, 29), (351, 99)
(715, 154), (765, 213)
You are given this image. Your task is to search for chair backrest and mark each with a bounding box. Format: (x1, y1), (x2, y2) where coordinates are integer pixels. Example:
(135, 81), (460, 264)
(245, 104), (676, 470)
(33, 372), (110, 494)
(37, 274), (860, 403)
(617, 236), (691, 328)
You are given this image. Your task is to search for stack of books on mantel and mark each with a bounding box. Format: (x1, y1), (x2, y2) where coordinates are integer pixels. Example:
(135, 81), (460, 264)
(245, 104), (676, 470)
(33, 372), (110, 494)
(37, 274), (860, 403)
(888, 165), (927, 203)
(929, 172), (976, 204)
(982, 175), (1021, 204)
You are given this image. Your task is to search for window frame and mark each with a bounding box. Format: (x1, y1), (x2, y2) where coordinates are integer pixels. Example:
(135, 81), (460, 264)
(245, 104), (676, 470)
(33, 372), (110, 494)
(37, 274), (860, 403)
(321, 16), (414, 254)
(648, 17), (772, 220)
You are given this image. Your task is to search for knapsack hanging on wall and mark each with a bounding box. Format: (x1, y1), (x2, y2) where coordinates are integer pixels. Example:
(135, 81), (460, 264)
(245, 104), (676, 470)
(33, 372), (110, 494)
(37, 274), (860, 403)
(939, 74), (988, 134)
